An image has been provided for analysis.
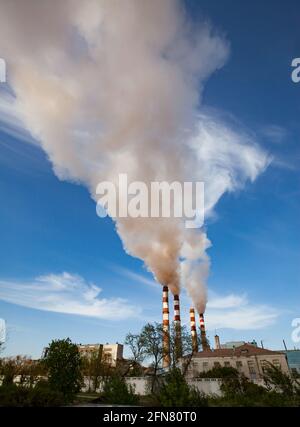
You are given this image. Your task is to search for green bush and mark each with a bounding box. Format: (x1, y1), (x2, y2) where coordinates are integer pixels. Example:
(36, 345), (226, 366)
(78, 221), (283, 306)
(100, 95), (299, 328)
(0, 382), (65, 407)
(102, 375), (139, 405)
(188, 388), (209, 407)
(0, 384), (29, 406)
(28, 381), (65, 406)
(158, 368), (208, 407)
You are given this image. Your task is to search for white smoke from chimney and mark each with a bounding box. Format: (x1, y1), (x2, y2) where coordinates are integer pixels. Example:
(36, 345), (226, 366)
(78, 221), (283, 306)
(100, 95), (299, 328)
(0, 0), (269, 309)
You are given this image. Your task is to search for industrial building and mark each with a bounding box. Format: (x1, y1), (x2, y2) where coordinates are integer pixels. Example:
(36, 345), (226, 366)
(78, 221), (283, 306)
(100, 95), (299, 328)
(184, 343), (290, 380)
(78, 343), (123, 367)
(159, 285), (293, 381)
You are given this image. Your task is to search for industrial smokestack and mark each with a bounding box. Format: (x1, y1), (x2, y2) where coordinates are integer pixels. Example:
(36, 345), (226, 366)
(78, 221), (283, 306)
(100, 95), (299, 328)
(214, 334), (221, 350)
(173, 294), (182, 360)
(162, 286), (170, 369)
(199, 313), (210, 351)
(190, 308), (198, 353)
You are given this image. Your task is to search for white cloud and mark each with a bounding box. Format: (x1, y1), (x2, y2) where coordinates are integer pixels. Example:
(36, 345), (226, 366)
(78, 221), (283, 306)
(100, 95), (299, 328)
(0, 272), (140, 320)
(206, 291), (278, 330)
(178, 289), (278, 331)
(206, 305), (278, 330)
(207, 293), (248, 309)
(190, 112), (271, 217)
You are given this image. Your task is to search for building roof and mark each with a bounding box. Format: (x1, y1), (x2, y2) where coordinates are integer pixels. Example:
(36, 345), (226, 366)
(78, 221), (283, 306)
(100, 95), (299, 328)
(192, 343), (284, 358)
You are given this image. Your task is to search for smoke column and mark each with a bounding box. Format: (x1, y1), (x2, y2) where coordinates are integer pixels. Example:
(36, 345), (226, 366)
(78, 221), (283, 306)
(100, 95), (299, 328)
(0, 0), (269, 311)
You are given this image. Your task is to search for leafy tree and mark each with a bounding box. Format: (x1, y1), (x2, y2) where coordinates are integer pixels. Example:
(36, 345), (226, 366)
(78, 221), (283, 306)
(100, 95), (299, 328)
(139, 322), (194, 393)
(102, 374), (139, 405)
(123, 332), (146, 377)
(81, 347), (111, 392)
(168, 323), (193, 369)
(140, 323), (165, 393)
(263, 362), (300, 397)
(43, 338), (82, 402)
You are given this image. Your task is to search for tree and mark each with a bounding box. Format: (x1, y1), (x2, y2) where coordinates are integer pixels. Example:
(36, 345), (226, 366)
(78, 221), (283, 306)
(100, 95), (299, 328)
(263, 362), (300, 397)
(140, 323), (164, 393)
(81, 347), (112, 392)
(43, 338), (82, 402)
(158, 368), (208, 407)
(123, 332), (146, 377)
(102, 374), (139, 405)
(138, 322), (194, 393)
(168, 323), (193, 369)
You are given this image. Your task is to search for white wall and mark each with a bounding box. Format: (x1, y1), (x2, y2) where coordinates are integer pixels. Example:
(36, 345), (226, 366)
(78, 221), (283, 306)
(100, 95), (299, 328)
(124, 377), (222, 397)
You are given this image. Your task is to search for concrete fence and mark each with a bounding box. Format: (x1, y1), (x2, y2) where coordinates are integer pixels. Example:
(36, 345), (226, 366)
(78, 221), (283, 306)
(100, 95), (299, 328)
(3, 375), (270, 397)
(125, 377), (222, 396)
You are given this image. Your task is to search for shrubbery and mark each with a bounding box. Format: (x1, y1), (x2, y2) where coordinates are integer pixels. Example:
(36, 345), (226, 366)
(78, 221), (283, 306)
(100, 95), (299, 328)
(102, 375), (139, 405)
(158, 368), (208, 407)
(0, 382), (64, 407)
(203, 366), (300, 407)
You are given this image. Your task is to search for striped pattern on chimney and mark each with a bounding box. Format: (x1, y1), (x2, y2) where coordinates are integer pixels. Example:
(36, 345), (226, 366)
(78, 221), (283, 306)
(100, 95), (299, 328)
(162, 286), (169, 326)
(199, 312), (210, 351)
(162, 286), (170, 369)
(173, 294), (181, 323)
(174, 294), (182, 360)
(190, 308), (198, 353)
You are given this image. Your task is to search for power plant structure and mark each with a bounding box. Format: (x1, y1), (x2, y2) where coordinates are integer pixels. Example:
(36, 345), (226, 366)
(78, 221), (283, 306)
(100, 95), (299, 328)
(162, 286), (171, 369)
(162, 286), (211, 369)
(190, 308), (199, 353)
(199, 312), (210, 351)
(174, 294), (182, 360)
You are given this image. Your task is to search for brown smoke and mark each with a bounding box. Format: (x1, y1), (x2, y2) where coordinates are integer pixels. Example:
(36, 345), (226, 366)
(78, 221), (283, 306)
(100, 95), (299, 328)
(0, 0), (269, 308)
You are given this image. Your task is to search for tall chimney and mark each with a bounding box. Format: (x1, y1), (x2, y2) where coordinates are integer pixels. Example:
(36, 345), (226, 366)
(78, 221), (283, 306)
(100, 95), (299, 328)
(162, 286), (170, 369)
(214, 334), (221, 350)
(190, 308), (198, 353)
(199, 313), (210, 351)
(173, 295), (182, 359)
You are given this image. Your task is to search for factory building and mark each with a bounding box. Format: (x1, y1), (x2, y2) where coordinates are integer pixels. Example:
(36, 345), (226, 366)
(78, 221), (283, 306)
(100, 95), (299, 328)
(184, 343), (290, 380)
(78, 343), (123, 367)
(159, 287), (293, 382)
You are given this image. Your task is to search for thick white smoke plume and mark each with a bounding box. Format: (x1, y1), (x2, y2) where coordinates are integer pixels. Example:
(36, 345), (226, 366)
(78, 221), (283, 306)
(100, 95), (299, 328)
(0, 0), (269, 313)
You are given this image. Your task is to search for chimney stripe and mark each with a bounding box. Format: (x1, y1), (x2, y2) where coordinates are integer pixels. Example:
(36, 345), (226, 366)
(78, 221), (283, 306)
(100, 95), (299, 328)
(190, 308), (199, 353)
(162, 286), (170, 369)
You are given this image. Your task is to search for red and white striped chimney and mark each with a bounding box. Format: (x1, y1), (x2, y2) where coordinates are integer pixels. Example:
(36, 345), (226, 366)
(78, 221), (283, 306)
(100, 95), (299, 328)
(190, 308), (198, 353)
(173, 295), (182, 359)
(162, 286), (170, 369)
(199, 312), (210, 351)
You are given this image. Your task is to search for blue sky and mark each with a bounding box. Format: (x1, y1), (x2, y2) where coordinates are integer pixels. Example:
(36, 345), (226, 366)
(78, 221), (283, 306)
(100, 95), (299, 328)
(0, 0), (299, 358)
